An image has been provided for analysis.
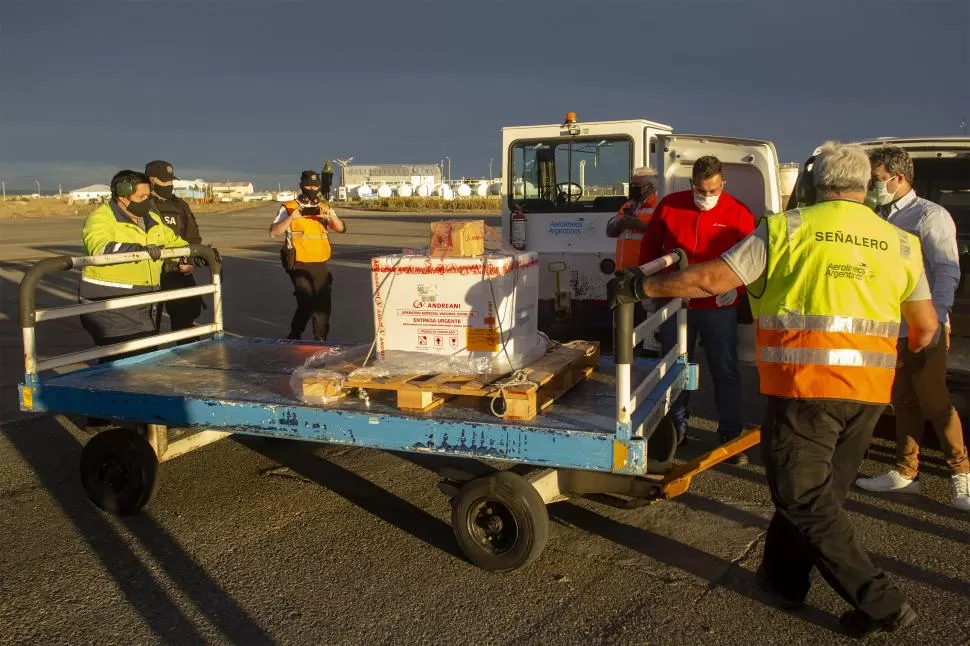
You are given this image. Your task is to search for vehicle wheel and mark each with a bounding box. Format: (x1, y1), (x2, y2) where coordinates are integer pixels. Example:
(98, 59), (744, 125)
(451, 470), (549, 572)
(647, 415), (679, 463)
(80, 427), (159, 515)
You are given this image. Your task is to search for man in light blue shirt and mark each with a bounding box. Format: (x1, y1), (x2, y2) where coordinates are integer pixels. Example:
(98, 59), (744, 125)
(856, 146), (969, 511)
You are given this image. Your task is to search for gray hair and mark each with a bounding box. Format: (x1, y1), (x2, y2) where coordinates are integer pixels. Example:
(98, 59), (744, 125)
(812, 141), (870, 195)
(631, 166), (657, 187)
(868, 145), (914, 183)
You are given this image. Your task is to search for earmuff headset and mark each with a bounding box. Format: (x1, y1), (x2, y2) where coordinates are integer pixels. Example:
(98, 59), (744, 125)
(110, 171), (148, 199)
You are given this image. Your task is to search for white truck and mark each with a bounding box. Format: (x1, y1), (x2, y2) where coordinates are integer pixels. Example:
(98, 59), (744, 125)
(500, 112), (783, 346)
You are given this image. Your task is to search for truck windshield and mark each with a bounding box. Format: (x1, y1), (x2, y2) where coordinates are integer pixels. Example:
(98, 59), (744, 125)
(509, 136), (632, 212)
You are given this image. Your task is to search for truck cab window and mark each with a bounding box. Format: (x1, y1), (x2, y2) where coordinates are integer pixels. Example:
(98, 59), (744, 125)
(509, 136), (632, 212)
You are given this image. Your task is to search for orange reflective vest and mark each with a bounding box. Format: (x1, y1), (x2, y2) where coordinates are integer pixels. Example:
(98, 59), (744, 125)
(284, 200), (332, 263)
(614, 194), (656, 269)
(749, 200), (924, 404)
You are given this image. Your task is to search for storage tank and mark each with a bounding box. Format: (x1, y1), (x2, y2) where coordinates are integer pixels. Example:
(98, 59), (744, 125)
(475, 181), (489, 197)
(355, 183), (373, 199)
(397, 183), (413, 198)
(488, 181), (501, 196)
(456, 183), (472, 198)
(376, 184), (393, 198)
(415, 183), (431, 197)
(436, 184), (454, 201)
(779, 163), (800, 202)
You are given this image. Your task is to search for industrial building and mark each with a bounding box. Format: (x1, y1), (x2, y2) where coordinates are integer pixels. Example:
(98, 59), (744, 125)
(342, 164), (441, 190)
(68, 184), (111, 203)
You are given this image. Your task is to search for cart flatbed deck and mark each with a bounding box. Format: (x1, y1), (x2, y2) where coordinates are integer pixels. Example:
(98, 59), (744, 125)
(25, 336), (685, 474)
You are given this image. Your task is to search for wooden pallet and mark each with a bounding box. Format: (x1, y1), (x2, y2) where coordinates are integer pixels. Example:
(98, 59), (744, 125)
(298, 341), (600, 421)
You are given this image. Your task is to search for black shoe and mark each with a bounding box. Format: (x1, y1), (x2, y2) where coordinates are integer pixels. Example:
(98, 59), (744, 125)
(839, 603), (917, 639)
(729, 452), (749, 466)
(755, 567), (805, 611)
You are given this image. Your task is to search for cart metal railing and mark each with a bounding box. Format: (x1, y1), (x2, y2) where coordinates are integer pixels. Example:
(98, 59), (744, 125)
(20, 245), (222, 382)
(613, 250), (693, 442)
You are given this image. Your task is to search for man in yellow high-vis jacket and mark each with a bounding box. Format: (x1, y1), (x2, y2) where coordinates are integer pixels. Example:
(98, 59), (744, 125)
(79, 169), (190, 346)
(610, 142), (938, 639)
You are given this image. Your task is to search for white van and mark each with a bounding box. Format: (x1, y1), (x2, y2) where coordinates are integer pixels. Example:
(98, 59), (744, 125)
(500, 113), (782, 348)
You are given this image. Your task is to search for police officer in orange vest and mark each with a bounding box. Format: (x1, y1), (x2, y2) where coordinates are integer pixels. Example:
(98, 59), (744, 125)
(606, 167), (658, 269)
(270, 170), (346, 341)
(610, 142), (938, 639)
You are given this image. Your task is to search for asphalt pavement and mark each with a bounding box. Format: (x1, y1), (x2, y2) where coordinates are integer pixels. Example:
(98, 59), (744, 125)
(0, 207), (967, 644)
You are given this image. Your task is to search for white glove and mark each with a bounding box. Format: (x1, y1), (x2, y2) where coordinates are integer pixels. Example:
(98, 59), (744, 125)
(716, 288), (738, 307)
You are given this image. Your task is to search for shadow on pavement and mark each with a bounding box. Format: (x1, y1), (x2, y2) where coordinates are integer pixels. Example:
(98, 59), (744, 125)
(237, 437), (465, 561)
(675, 491), (970, 599)
(4, 417), (246, 642)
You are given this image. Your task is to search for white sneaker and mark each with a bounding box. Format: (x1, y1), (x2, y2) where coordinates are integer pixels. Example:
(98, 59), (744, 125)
(952, 473), (970, 511)
(855, 470), (920, 494)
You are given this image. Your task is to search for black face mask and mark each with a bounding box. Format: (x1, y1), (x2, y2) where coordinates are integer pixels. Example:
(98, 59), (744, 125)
(301, 187), (320, 201)
(629, 185), (642, 201)
(152, 184), (174, 200)
(126, 198), (154, 218)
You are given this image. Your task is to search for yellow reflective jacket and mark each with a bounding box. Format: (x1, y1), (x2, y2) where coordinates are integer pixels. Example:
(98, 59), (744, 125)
(81, 201), (189, 287)
(749, 199), (924, 404)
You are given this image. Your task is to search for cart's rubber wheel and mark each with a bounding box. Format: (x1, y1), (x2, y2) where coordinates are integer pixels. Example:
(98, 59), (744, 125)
(647, 415), (679, 463)
(451, 471), (549, 572)
(80, 427), (159, 516)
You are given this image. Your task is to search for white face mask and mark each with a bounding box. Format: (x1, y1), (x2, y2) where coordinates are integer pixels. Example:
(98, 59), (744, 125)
(867, 177), (899, 207)
(693, 191), (720, 211)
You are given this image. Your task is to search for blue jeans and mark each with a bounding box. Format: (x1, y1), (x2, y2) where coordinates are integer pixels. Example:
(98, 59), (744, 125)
(659, 307), (742, 441)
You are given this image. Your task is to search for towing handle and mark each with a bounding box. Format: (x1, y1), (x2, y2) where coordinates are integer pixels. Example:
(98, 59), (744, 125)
(19, 245), (222, 379)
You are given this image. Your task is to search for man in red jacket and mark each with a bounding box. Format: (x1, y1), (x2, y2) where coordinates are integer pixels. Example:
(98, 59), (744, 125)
(639, 156), (755, 462)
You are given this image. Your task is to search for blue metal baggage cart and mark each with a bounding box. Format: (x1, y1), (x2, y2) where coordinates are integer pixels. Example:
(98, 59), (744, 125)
(18, 246), (758, 571)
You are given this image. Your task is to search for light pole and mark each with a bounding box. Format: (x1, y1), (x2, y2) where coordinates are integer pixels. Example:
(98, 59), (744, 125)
(445, 156), (451, 183)
(335, 157), (354, 199)
(1, 180), (5, 201)
(488, 158), (493, 180)
(34, 180), (40, 196)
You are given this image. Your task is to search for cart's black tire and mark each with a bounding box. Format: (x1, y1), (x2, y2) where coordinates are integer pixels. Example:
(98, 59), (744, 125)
(451, 471), (549, 572)
(80, 427), (159, 516)
(647, 415), (679, 463)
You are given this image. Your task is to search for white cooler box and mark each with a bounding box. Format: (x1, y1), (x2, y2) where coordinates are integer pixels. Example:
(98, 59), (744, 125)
(371, 252), (541, 371)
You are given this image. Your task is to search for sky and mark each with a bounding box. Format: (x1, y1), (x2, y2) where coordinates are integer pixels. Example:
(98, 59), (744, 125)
(1, 0), (967, 193)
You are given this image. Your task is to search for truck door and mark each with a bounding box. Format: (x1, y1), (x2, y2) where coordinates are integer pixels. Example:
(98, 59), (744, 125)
(657, 134), (783, 218)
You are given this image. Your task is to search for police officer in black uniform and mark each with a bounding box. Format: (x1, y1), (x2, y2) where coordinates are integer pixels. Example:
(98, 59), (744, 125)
(145, 160), (205, 331)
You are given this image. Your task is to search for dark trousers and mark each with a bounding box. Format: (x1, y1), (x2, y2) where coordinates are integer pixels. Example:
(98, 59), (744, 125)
(760, 396), (907, 619)
(160, 271), (203, 332)
(287, 262), (332, 341)
(659, 306), (742, 440)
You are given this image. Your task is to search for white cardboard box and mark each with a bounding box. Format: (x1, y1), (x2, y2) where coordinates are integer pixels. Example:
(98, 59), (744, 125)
(371, 252), (540, 370)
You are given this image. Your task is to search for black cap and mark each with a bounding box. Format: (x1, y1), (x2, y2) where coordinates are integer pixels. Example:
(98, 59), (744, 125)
(145, 160), (176, 181)
(300, 170), (321, 186)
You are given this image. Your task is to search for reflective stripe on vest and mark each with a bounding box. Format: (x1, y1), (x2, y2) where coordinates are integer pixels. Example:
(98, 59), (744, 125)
(750, 201), (924, 404)
(615, 200), (654, 269)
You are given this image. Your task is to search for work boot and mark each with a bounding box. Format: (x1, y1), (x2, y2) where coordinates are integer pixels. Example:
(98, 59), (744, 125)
(719, 434), (747, 465)
(755, 567), (805, 611)
(839, 602), (917, 639)
(952, 473), (970, 511)
(855, 470), (920, 494)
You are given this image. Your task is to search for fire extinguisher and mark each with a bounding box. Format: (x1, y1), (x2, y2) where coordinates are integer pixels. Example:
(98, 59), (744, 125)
(510, 204), (527, 251)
